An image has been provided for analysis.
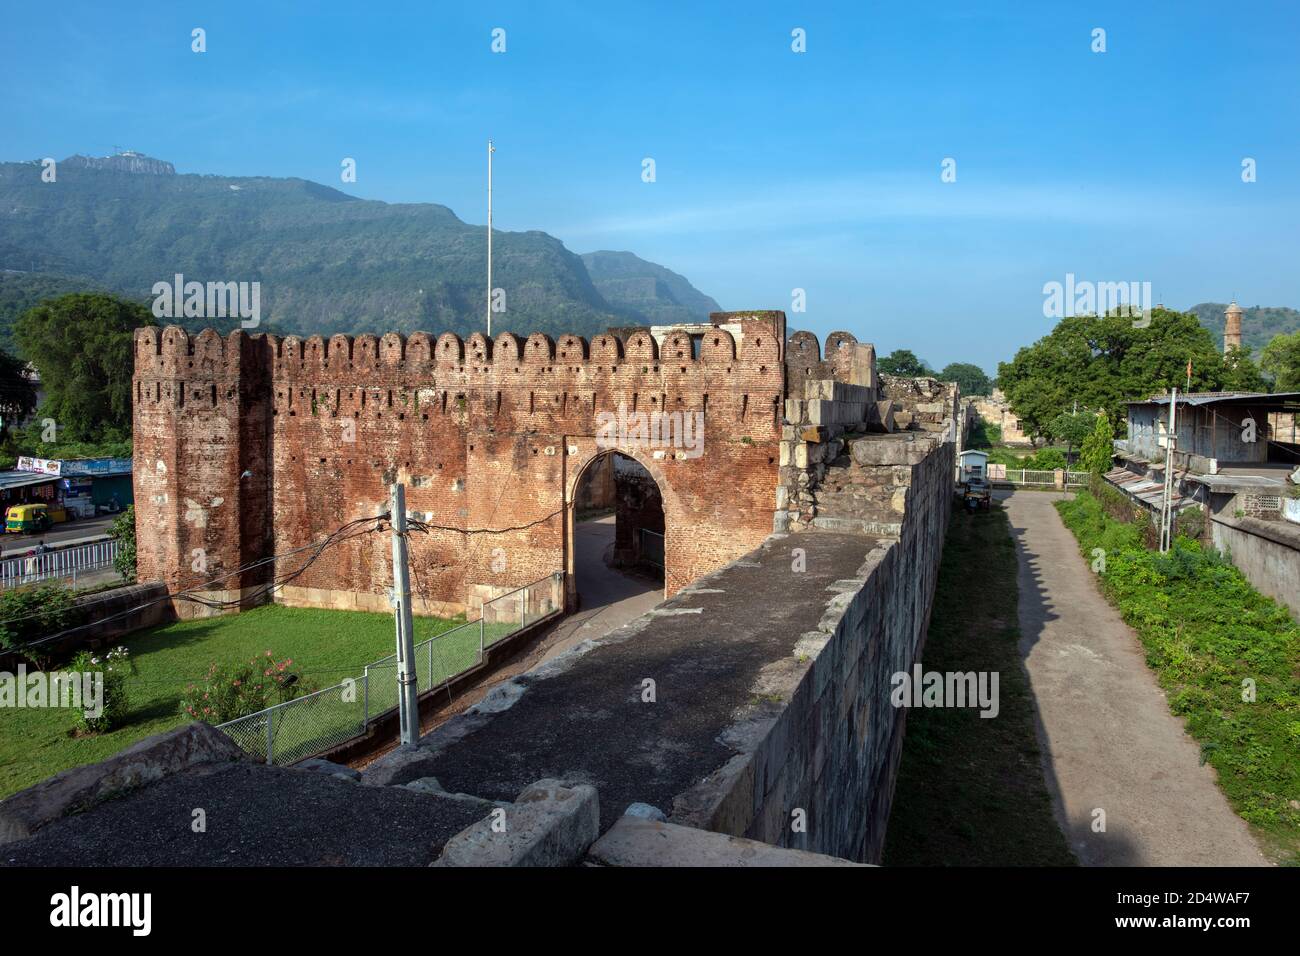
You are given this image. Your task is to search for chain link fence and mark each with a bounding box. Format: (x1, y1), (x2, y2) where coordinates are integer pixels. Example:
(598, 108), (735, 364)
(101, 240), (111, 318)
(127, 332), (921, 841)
(217, 571), (563, 765)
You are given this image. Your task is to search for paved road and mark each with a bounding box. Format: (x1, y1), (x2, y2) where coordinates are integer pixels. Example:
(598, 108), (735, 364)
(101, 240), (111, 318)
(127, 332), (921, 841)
(0, 514), (115, 553)
(536, 516), (663, 665)
(1002, 490), (1268, 866)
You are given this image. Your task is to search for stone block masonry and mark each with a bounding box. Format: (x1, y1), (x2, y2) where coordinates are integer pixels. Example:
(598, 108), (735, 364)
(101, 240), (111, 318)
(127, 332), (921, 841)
(133, 312), (789, 616)
(674, 428), (955, 861)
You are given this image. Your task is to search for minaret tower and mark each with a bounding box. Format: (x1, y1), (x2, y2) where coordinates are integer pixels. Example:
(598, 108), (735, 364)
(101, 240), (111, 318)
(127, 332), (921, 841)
(1224, 301), (1243, 354)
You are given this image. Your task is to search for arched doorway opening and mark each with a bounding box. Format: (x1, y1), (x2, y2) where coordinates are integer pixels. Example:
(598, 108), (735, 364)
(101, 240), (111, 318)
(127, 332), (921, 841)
(565, 450), (665, 619)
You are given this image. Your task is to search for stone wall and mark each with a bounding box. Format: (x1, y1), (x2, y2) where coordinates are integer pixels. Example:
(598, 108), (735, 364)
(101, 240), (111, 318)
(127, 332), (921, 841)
(776, 369), (957, 536)
(970, 388), (1033, 445)
(0, 582), (173, 671)
(133, 313), (788, 616)
(1210, 514), (1300, 620)
(674, 428), (955, 862)
(879, 374), (961, 436)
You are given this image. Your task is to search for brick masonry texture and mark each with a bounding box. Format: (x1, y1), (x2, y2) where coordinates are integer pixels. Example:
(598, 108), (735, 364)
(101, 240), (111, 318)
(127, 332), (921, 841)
(133, 312), (791, 615)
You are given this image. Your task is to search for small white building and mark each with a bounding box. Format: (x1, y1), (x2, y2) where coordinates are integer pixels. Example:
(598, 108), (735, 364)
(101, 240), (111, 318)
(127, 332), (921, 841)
(957, 449), (988, 483)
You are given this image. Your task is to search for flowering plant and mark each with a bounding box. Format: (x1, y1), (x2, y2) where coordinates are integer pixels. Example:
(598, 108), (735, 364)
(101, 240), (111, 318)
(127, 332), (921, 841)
(179, 651), (312, 724)
(69, 646), (133, 734)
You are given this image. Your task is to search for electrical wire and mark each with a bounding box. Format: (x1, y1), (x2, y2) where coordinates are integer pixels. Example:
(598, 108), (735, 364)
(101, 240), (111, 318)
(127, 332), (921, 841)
(0, 513), (388, 648)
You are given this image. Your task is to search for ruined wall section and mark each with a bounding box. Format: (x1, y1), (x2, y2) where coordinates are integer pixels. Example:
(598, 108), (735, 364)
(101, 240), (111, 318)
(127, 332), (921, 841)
(879, 375), (961, 436)
(135, 312), (787, 613)
(777, 331), (893, 533)
(674, 429), (956, 862)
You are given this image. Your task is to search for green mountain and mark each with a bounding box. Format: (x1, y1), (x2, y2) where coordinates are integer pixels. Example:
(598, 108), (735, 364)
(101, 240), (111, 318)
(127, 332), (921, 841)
(1189, 302), (1300, 355)
(0, 155), (719, 346)
(581, 250), (721, 325)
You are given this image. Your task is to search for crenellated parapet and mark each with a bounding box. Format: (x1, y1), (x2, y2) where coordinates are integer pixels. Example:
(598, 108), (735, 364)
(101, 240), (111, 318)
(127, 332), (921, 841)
(135, 312), (790, 383)
(135, 312), (794, 433)
(784, 329), (876, 395)
(133, 310), (791, 616)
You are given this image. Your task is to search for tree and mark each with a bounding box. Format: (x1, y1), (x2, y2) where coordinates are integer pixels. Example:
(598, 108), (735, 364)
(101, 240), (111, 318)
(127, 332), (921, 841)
(1261, 330), (1300, 391)
(1219, 345), (1267, 392)
(14, 293), (153, 444)
(1079, 412), (1116, 475)
(938, 362), (992, 397)
(996, 308), (1256, 440)
(0, 347), (38, 442)
(1046, 410), (1094, 459)
(878, 349), (931, 377)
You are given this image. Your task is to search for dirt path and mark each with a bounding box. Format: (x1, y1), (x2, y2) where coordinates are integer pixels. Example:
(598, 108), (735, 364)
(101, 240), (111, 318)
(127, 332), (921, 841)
(1001, 490), (1268, 867)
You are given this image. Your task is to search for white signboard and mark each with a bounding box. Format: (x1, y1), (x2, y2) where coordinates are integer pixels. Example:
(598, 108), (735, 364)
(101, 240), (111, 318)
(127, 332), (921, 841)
(16, 456), (61, 476)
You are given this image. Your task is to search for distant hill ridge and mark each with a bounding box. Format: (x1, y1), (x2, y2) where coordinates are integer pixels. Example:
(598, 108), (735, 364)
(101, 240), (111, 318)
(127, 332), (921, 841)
(63, 151), (176, 176)
(0, 153), (720, 347)
(582, 250), (720, 326)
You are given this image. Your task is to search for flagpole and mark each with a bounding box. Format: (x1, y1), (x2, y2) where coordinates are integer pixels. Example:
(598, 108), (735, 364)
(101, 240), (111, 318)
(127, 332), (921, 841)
(487, 139), (495, 338)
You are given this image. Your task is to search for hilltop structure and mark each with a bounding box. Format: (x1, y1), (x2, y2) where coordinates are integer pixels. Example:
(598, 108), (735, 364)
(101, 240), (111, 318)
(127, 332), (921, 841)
(61, 150), (176, 175)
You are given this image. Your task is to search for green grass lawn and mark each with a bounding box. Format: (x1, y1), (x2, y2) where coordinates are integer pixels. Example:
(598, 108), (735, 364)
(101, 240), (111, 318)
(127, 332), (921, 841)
(0, 604), (470, 798)
(882, 503), (1077, 866)
(982, 445), (1074, 470)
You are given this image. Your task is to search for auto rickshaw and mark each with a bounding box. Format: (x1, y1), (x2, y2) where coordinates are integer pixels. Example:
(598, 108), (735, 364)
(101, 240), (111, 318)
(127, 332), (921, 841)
(4, 503), (70, 533)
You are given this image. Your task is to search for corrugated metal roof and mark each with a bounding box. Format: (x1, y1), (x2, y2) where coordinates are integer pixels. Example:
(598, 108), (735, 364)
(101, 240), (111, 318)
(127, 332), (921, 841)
(1104, 467), (1197, 511)
(1129, 391), (1300, 407)
(0, 471), (61, 492)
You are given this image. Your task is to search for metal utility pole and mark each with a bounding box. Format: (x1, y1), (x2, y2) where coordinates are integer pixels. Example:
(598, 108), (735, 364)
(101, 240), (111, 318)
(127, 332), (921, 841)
(389, 484), (419, 745)
(1159, 388), (1178, 552)
(486, 139), (495, 337)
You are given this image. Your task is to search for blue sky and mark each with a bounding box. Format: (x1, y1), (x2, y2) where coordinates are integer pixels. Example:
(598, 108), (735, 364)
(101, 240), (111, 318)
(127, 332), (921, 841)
(3, 1), (1298, 372)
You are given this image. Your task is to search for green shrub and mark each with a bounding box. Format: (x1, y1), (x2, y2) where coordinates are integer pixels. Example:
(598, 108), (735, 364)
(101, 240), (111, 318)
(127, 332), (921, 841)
(1026, 448), (1067, 470)
(108, 506), (136, 581)
(968, 418), (1001, 448)
(1079, 412), (1116, 475)
(0, 584), (78, 663)
(67, 646), (133, 734)
(1174, 506), (1207, 543)
(180, 651), (314, 724)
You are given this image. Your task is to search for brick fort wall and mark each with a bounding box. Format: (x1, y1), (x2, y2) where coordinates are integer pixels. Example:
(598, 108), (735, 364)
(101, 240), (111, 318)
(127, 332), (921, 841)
(133, 311), (790, 616)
